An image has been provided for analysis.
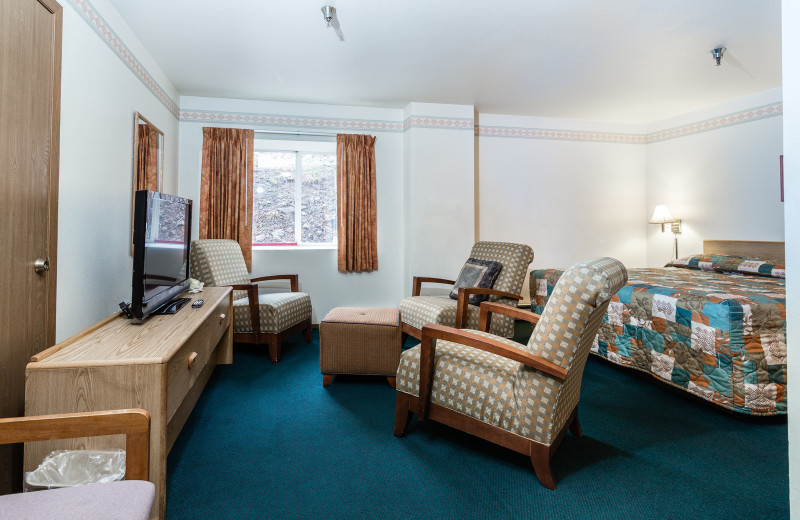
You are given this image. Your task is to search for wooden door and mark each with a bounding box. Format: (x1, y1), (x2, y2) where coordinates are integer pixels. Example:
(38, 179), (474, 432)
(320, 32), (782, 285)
(0, 0), (61, 493)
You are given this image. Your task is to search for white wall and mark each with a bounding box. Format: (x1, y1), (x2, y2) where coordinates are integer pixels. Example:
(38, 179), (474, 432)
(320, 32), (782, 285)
(177, 97), (406, 322)
(403, 103), (476, 292)
(478, 114), (648, 302)
(645, 88), (784, 266)
(55, 0), (179, 341)
(782, 1), (798, 517)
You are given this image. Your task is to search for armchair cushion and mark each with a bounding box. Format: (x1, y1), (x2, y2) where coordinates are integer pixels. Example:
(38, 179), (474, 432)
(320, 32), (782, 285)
(449, 258), (502, 305)
(1, 480), (154, 520)
(400, 295), (505, 336)
(396, 331), (523, 435)
(232, 292), (312, 334)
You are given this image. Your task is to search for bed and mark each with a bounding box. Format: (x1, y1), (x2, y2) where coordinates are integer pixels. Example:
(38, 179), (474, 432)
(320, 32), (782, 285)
(529, 240), (786, 416)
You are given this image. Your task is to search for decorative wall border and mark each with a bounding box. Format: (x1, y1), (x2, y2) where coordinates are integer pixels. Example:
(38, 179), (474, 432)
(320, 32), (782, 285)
(179, 111), (477, 133)
(645, 102), (783, 143)
(477, 101), (783, 144)
(180, 102), (781, 142)
(67, 0), (179, 117)
(477, 125), (647, 144)
(179, 110), (405, 132)
(404, 116), (474, 130)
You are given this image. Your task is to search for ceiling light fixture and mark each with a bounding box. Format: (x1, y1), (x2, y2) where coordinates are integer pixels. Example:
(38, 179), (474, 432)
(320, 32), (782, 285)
(321, 6), (336, 27)
(711, 47), (726, 66)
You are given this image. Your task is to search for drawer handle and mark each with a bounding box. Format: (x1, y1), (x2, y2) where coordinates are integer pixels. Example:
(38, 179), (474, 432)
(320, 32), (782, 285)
(219, 313), (226, 323)
(188, 352), (198, 369)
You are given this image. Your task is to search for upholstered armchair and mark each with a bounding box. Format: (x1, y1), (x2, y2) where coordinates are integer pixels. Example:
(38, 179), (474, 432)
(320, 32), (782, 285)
(190, 239), (312, 364)
(0, 409), (154, 519)
(399, 241), (534, 339)
(394, 257), (627, 489)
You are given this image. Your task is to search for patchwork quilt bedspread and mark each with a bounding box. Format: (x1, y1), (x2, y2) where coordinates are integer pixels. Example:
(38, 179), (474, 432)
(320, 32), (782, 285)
(530, 267), (786, 415)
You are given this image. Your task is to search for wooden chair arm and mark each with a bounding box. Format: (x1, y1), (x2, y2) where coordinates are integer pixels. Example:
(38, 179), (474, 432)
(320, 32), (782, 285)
(251, 274), (299, 292)
(417, 324), (567, 420)
(479, 301), (541, 333)
(455, 287), (523, 329)
(230, 283), (261, 342)
(412, 276), (456, 297)
(0, 409), (151, 481)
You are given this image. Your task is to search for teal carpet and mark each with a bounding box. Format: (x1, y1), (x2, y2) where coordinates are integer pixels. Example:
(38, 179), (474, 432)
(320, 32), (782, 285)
(167, 328), (788, 519)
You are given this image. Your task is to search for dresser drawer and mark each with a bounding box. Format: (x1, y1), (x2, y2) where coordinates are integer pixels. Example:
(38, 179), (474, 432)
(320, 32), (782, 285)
(166, 296), (231, 421)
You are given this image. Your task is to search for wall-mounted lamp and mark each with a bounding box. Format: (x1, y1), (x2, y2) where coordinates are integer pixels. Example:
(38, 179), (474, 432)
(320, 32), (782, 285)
(649, 204), (682, 259)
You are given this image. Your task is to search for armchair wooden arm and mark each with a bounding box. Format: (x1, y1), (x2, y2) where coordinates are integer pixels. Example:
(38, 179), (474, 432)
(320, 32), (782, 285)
(479, 301), (541, 333)
(412, 276), (456, 297)
(230, 275), (300, 342)
(455, 287), (523, 329)
(0, 409), (151, 481)
(230, 283), (261, 343)
(251, 274), (299, 292)
(417, 324), (567, 420)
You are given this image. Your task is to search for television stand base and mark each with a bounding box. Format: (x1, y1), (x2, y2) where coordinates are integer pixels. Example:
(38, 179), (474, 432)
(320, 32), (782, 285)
(152, 297), (192, 315)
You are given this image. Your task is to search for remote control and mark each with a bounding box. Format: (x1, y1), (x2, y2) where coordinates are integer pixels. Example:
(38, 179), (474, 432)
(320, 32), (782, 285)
(191, 300), (204, 308)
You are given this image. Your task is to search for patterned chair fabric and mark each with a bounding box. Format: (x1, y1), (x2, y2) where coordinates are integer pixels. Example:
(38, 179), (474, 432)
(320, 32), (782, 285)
(232, 292), (312, 334)
(397, 330), (526, 433)
(396, 257), (628, 445)
(399, 241), (534, 338)
(190, 239), (252, 301)
(190, 239), (312, 334)
(400, 296), (490, 335)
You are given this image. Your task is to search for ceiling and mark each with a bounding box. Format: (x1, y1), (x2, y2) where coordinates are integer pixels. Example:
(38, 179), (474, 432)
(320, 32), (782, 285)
(108, 0), (782, 124)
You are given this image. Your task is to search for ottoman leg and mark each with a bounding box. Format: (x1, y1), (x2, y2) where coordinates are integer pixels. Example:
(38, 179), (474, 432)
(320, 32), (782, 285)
(323, 374), (334, 387)
(386, 376), (396, 388)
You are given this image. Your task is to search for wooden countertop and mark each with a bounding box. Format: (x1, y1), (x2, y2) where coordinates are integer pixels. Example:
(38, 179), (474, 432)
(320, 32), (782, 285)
(28, 287), (232, 368)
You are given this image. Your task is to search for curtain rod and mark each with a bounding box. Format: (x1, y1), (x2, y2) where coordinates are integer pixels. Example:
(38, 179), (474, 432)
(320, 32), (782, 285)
(254, 130), (336, 137)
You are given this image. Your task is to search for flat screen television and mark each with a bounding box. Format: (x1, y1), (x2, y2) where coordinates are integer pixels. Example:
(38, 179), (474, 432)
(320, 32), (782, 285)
(131, 190), (193, 321)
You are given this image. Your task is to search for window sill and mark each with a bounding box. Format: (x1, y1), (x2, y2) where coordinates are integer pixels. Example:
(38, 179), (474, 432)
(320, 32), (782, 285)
(253, 244), (337, 251)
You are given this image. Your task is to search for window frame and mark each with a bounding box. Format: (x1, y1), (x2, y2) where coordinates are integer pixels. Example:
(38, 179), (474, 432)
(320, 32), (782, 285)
(251, 137), (337, 249)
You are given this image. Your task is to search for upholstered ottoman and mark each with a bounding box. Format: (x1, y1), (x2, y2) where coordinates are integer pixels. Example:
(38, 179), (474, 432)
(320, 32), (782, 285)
(320, 307), (402, 387)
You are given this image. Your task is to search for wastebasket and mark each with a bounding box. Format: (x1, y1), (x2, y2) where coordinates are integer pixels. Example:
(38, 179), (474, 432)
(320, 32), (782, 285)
(24, 449), (126, 492)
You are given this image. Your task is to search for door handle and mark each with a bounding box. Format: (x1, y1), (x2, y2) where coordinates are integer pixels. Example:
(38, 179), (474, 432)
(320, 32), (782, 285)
(34, 258), (49, 273)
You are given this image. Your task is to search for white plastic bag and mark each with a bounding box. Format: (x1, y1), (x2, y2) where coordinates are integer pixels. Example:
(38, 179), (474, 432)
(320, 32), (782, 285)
(24, 449), (126, 491)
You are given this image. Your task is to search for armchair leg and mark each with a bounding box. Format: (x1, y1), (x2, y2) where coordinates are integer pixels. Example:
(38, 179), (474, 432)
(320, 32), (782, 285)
(393, 392), (413, 437)
(530, 443), (556, 490)
(268, 336), (280, 364)
(569, 412), (583, 438)
(303, 323), (313, 343)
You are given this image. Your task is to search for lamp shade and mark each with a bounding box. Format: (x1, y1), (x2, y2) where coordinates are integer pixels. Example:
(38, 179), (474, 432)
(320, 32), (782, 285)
(649, 204), (676, 224)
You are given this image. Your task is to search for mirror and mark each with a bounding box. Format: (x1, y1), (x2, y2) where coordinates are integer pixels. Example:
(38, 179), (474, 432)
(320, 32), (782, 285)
(132, 112), (163, 193)
(131, 112), (164, 254)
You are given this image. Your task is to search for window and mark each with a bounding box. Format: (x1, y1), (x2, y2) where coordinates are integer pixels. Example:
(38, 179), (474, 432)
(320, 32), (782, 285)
(252, 138), (337, 247)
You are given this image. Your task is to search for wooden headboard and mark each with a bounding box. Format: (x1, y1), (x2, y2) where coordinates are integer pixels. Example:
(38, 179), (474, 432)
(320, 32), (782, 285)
(703, 240), (785, 263)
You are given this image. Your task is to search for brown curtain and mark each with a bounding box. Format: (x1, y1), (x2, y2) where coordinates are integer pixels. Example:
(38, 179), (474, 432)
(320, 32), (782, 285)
(199, 127), (255, 270)
(135, 123), (158, 191)
(336, 134), (377, 272)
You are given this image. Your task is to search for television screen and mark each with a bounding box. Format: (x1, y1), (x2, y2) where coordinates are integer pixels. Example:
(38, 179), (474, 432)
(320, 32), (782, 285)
(132, 190), (192, 320)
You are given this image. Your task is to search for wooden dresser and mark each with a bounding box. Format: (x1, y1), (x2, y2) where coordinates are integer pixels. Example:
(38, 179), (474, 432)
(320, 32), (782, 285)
(25, 286), (233, 520)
